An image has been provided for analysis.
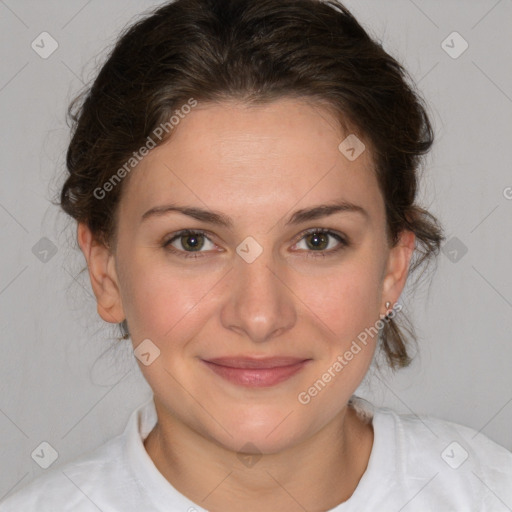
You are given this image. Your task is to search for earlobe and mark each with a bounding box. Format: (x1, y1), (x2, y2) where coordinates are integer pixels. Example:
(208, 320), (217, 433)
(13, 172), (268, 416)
(381, 230), (416, 309)
(77, 222), (125, 325)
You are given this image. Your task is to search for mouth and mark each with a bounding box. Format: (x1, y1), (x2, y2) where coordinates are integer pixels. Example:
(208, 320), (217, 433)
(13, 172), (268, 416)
(200, 356), (312, 388)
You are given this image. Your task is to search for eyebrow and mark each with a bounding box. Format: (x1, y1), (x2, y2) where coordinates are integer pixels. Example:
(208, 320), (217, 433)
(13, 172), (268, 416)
(140, 200), (368, 228)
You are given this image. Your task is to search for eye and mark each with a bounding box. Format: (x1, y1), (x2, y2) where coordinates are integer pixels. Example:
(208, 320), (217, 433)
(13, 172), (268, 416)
(162, 230), (216, 259)
(162, 227), (349, 260)
(291, 228), (348, 257)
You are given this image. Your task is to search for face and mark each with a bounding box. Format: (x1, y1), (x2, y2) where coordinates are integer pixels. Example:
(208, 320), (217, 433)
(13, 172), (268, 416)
(80, 97), (414, 454)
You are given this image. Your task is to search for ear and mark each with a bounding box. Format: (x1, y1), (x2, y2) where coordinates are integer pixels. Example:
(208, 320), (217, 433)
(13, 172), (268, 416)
(380, 229), (416, 314)
(77, 222), (125, 325)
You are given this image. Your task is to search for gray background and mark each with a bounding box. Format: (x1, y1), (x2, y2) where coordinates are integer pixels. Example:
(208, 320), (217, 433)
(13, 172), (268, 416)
(1, 0), (511, 499)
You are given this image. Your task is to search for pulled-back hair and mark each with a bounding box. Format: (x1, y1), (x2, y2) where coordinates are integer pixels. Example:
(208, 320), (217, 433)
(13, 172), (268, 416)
(59, 0), (444, 370)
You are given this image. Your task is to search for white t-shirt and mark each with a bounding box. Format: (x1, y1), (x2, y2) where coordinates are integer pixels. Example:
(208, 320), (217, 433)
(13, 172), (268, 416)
(1, 395), (511, 511)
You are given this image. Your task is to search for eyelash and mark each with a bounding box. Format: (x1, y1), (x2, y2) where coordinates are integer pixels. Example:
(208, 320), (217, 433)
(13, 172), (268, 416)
(162, 228), (348, 260)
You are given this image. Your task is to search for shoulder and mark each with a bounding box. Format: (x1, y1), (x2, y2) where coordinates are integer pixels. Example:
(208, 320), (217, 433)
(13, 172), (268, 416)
(392, 406), (512, 472)
(0, 432), (140, 512)
(376, 403), (512, 509)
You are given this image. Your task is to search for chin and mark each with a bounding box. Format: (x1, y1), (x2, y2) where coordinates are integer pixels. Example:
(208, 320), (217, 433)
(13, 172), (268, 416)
(220, 428), (302, 457)
(207, 406), (308, 455)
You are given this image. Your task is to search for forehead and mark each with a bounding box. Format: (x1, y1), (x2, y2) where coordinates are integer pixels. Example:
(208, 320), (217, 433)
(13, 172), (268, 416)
(119, 98), (383, 224)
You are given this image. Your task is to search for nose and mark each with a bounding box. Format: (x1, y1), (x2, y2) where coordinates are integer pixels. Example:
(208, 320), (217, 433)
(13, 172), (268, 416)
(219, 249), (297, 344)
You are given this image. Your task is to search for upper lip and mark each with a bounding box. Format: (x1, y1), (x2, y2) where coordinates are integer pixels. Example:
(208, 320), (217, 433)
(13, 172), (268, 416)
(202, 357), (310, 369)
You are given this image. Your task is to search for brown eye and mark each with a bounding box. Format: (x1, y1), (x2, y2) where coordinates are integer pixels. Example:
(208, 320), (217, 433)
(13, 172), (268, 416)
(176, 232), (205, 251)
(163, 230), (216, 258)
(292, 228), (348, 257)
(305, 232), (329, 251)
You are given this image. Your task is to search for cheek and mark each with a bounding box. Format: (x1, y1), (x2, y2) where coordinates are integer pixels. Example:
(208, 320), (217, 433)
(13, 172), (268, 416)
(294, 256), (384, 341)
(118, 257), (219, 343)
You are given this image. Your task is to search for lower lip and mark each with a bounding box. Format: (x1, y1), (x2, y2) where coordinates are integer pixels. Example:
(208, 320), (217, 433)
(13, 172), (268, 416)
(201, 360), (310, 388)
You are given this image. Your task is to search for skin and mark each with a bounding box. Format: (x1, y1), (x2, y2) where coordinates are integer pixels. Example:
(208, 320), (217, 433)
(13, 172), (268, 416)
(78, 97), (415, 511)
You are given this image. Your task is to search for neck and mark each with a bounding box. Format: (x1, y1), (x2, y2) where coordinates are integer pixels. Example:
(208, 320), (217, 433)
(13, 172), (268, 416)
(144, 401), (373, 512)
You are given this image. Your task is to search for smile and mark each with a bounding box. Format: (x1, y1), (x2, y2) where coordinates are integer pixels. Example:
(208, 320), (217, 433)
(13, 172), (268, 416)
(201, 357), (312, 388)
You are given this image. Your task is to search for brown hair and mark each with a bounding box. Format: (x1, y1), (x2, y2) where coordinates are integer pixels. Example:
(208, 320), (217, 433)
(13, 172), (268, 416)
(59, 0), (444, 370)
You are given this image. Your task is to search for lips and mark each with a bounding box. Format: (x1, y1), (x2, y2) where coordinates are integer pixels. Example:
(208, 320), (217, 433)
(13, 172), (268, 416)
(204, 356), (308, 368)
(201, 356), (311, 387)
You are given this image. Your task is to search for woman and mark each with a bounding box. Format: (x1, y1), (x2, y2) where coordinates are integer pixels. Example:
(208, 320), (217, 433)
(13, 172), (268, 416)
(1, 0), (511, 510)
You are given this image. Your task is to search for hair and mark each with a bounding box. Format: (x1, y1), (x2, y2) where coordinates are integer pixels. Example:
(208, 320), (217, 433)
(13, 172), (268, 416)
(58, 0), (444, 370)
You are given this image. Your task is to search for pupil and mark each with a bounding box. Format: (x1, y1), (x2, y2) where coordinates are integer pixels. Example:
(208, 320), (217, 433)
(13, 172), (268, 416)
(183, 234), (202, 251)
(308, 233), (327, 250)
